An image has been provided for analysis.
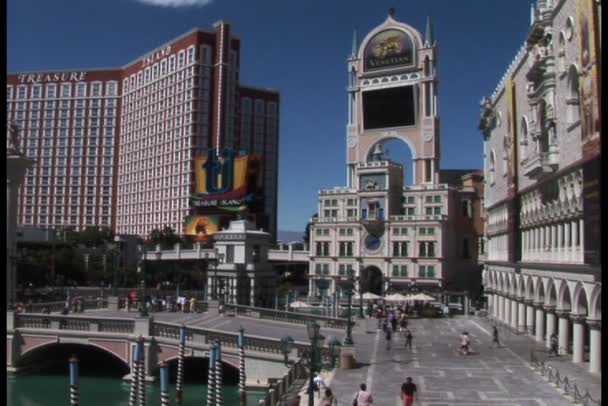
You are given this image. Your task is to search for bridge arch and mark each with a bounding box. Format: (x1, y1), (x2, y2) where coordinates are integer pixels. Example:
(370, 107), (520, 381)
(17, 342), (130, 376)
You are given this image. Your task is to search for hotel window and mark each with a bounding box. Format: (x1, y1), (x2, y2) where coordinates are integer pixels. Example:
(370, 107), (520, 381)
(405, 207), (415, 215)
(91, 82), (102, 97)
(392, 241), (409, 257)
(17, 86), (27, 99)
(418, 265), (435, 278)
(31, 85), (42, 99)
(46, 84), (57, 98)
(418, 241), (436, 257)
(178, 51), (185, 67)
(339, 242), (353, 257)
(187, 46), (195, 64)
(7, 86), (13, 99)
(75, 83), (87, 97)
(392, 265), (408, 277)
(338, 264), (354, 277)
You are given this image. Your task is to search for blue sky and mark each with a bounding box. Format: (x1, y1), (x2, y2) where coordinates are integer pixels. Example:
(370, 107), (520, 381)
(8, 0), (534, 233)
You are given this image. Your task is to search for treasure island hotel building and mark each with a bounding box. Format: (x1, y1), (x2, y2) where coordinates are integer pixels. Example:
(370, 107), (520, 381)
(6, 22), (279, 240)
(308, 12), (485, 302)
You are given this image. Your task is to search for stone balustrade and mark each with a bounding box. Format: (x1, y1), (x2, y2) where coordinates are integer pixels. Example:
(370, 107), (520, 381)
(258, 359), (307, 406)
(223, 304), (350, 329)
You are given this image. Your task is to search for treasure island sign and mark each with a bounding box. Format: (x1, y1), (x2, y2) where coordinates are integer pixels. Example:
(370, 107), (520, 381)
(364, 29), (414, 71)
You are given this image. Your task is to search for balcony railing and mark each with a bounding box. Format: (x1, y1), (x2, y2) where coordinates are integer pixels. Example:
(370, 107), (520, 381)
(522, 152), (557, 179)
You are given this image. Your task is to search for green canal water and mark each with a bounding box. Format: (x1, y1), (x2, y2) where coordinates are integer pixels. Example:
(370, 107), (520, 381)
(7, 375), (268, 406)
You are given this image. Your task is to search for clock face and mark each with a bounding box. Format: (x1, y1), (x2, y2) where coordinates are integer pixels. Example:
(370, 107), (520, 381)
(424, 133), (433, 142)
(365, 234), (382, 251)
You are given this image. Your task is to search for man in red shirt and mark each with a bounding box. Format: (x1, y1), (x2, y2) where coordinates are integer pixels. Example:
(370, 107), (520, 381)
(401, 377), (417, 406)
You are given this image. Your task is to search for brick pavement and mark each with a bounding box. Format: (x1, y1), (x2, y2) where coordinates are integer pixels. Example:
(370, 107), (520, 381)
(289, 316), (600, 406)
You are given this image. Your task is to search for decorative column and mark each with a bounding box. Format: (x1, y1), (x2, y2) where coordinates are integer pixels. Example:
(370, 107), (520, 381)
(544, 306), (556, 349)
(215, 340), (224, 406)
(556, 310), (570, 356)
(526, 301), (535, 334)
(564, 222), (571, 262)
(494, 293), (499, 319)
(504, 296), (511, 326)
(587, 319), (601, 374)
(572, 219), (579, 261)
(557, 223), (564, 262)
(206, 342), (216, 406)
(176, 325), (186, 403)
(578, 219), (584, 262)
(159, 362), (170, 406)
(571, 314), (585, 363)
(539, 227), (544, 261)
(6, 122), (36, 307)
(498, 295), (504, 322)
(510, 297), (518, 330)
(517, 300), (526, 332)
(238, 327), (246, 406)
(535, 304), (545, 343)
(69, 356), (80, 406)
(486, 290), (494, 317)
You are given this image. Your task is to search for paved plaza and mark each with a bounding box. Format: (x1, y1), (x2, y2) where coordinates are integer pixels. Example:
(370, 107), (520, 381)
(301, 316), (601, 406)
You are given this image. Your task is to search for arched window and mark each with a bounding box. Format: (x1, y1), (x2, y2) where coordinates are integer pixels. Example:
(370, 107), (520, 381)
(558, 32), (567, 73)
(502, 136), (509, 175)
(537, 99), (549, 153)
(423, 56), (431, 77)
(566, 64), (580, 124)
(520, 116), (529, 159)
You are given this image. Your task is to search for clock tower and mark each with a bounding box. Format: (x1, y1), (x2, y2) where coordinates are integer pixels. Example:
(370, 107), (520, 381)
(346, 13), (439, 186)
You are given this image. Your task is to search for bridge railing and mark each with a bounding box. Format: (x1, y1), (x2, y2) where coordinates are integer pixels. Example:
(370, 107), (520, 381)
(223, 304), (350, 329)
(13, 313), (135, 334)
(24, 298), (108, 314)
(259, 359), (307, 406)
(152, 320), (311, 357)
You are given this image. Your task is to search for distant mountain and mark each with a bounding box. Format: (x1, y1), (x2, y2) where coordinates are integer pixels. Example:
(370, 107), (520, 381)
(277, 230), (304, 242)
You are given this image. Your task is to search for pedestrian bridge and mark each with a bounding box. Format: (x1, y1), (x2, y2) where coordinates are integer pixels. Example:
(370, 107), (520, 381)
(143, 243), (310, 264)
(6, 311), (318, 387)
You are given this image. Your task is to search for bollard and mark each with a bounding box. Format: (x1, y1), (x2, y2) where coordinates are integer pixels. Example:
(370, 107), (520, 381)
(238, 327), (247, 406)
(176, 325), (186, 403)
(206, 343), (216, 406)
(136, 336), (146, 406)
(69, 356), (79, 406)
(215, 341), (224, 406)
(160, 362), (170, 406)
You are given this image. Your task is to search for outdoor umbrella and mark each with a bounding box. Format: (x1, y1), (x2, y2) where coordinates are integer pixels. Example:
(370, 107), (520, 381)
(289, 301), (313, 308)
(409, 293), (436, 302)
(384, 293), (410, 302)
(362, 292), (382, 300)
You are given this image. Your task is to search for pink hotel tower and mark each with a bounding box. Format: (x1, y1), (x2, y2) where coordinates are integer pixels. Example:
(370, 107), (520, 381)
(7, 22), (280, 240)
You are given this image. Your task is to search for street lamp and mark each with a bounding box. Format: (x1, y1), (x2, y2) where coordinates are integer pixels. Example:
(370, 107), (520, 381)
(280, 335), (295, 366)
(137, 244), (148, 317)
(306, 321), (324, 406)
(111, 235), (123, 297)
(328, 336), (342, 368)
(338, 276), (355, 345)
(355, 276), (364, 319)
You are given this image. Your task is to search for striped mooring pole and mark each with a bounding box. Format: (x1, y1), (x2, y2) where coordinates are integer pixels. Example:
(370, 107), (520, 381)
(206, 342), (216, 406)
(214, 340), (223, 406)
(128, 344), (140, 406)
(160, 361), (170, 406)
(238, 327), (247, 406)
(69, 355), (79, 406)
(176, 325), (186, 403)
(136, 336), (146, 406)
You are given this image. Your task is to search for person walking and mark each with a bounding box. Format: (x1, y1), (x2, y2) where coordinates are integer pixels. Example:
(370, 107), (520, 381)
(400, 377), (417, 406)
(460, 332), (470, 355)
(321, 388), (337, 406)
(491, 325), (501, 348)
(549, 333), (559, 356)
(390, 311), (398, 333)
(404, 328), (413, 350)
(354, 383), (373, 406)
(385, 327), (392, 350)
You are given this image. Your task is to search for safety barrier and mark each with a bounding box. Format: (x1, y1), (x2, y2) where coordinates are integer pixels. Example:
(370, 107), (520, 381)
(530, 349), (601, 405)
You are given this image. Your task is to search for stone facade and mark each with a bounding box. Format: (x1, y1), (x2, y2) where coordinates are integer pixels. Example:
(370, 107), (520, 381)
(479, 0), (601, 375)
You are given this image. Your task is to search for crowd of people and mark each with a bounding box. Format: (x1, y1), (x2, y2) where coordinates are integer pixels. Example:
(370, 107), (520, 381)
(122, 293), (201, 313)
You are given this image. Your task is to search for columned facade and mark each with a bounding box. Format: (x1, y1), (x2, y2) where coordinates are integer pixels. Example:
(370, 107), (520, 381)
(480, 0), (601, 376)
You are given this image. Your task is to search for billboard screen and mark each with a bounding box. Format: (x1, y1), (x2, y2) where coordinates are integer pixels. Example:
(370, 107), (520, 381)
(184, 215), (232, 242)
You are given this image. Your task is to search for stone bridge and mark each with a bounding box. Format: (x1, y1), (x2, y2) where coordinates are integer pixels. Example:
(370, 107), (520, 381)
(6, 311), (316, 387)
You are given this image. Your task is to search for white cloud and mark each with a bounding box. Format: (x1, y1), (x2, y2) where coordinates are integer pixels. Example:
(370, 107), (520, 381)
(134, 0), (213, 7)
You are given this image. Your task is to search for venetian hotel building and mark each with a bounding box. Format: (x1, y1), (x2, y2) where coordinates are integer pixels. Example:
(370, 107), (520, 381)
(7, 21), (279, 240)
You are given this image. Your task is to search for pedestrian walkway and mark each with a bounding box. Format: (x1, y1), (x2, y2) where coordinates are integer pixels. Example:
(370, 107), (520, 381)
(320, 316), (600, 406)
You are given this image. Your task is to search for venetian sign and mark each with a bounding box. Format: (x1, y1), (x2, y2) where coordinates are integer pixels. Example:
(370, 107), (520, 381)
(364, 29), (414, 71)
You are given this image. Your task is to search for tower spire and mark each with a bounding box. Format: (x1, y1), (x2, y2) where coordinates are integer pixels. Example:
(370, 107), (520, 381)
(425, 15), (435, 47)
(351, 27), (359, 57)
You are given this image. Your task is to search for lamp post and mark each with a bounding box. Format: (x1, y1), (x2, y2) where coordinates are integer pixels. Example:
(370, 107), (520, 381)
(339, 277), (355, 345)
(213, 248), (225, 301)
(112, 236), (122, 297)
(137, 244), (148, 317)
(328, 336), (342, 368)
(355, 276), (364, 319)
(279, 335), (295, 366)
(306, 321), (324, 406)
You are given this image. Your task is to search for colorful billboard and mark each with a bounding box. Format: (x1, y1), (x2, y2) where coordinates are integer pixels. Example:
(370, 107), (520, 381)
(577, 0), (600, 143)
(191, 148), (263, 210)
(364, 29), (414, 71)
(184, 215), (230, 242)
